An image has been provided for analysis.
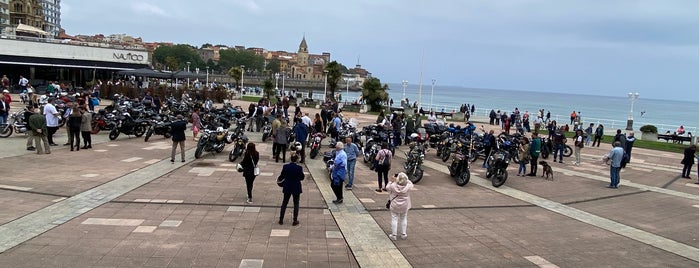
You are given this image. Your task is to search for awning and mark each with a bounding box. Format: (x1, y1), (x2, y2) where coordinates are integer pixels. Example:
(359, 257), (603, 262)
(16, 24), (49, 36)
(116, 68), (171, 78)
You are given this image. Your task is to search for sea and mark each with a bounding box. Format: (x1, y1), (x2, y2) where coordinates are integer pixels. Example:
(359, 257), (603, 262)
(335, 84), (699, 135)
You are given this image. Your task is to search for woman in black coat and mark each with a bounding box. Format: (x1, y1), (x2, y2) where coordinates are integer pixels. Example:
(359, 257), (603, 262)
(681, 145), (696, 179)
(278, 154), (304, 226)
(241, 142), (260, 203)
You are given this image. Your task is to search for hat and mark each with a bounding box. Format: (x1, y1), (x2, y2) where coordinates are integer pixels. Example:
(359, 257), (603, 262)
(2, 89), (8, 93)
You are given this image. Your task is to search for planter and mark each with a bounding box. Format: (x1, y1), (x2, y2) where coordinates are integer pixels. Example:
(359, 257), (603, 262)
(641, 132), (658, 141)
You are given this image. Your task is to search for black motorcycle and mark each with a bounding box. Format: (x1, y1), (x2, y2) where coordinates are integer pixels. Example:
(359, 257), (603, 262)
(447, 141), (471, 186)
(108, 112), (148, 140)
(540, 137), (572, 159)
(195, 127), (230, 159)
(323, 150), (336, 180)
(144, 115), (173, 142)
(228, 119), (248, 162)
(403, 141), (426, 183)
(485, 149), (510, 187)
(261, 115), (274, 142)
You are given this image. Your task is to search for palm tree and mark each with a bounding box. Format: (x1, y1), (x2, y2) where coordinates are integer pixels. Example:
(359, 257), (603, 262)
(228, 66), (242, 89)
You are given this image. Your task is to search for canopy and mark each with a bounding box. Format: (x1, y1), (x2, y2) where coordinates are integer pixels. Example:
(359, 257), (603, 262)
(16, 24), (49, 36)
(171, 70), (205, 79)
(116, 68), (171, 79)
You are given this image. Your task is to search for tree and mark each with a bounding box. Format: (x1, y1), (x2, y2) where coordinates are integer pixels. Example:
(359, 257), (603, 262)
(228, 66), (242, 88)
(263, 79), (275, 99)
(362, 77), (389, 112)
(266, 59), (280, 74)
(219, 49), (265, 74)
(325, 61), (342, 101)
(153, 44), (204, 71)
(201, 43), (213, 49)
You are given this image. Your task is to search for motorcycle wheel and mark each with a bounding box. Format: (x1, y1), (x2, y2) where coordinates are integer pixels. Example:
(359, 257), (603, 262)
(195, 143), (204, 159)
(541, 149), (549, 159)
(215, 144), (225, 153)
(449, 162), (458, 177)
(144, 129), (153, 142)
(310, 147), (318, 159)
(456, 169), (470, 186)
(492, 170), (508, 188)
(511, 152), (520, 164)
(0, 124), (13, 138)
(134, 126), (146, 137)
(108, 129), (119, 140)
(441, 150), (450, 162)
(469, 152), (479, 163)
(408, 167), (424, 184)
(485, 169), (493, 179)
(229, 147), (242, 162)
(90, 122), (101, 134)
(564, 146), (573, 157)
(262, 132), (269, 142)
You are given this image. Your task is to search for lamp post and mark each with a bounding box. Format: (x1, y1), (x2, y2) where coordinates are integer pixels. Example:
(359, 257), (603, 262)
(401, 80), (408, 101)
(274, 72), (279, 91)
(206, 66), (209, 88)
(195, 68), (200, 89)
(323, 70), (329, 101)
(240, 65), (245, 92)
(430, 79), (436, 111)
(281, 72), (285, 93)
(186, 61), (191, 88)
(626, 92), (639, 131)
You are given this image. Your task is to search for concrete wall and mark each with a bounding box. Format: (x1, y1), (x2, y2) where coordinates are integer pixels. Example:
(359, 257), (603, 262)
(0, 38), (150, 65)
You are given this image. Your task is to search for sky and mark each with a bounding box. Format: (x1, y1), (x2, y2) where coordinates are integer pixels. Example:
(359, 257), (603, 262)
(61, 0), (699, 102)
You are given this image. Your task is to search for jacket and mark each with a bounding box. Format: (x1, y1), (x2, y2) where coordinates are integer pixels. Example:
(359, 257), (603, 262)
(294, 123), (308, 143)
(275, 125), (289, 145)
(682, 147), (696, 165)
(170, 120), (187, 142)
(28, 113), (47, 136)
(529, 137), (541, 158)
(241, 151), (259, 178)
(518, 143), (530, 162)
(387, 180), (413, 214)
(80, 112), (92, 132)
(68, 114), (82, 130)
(279, 162), (304, 194)
(332, 149), (347, 185)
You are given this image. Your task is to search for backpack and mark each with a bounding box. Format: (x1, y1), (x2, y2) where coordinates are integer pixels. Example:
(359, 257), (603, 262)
(379, 150), (391, 166)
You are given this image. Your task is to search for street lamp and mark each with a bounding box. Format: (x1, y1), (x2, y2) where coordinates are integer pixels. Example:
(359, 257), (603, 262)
(186, 61), (191, 87)
(323, 70), (329, 101)
(626, 92), (640, 130)
(430, 79), (436, 111)
(281, 72), (285, 93)
(401, 80), (408, 101)
(240, 65), (245, 92)
(195, 68), (200, 89)
(206, 66), (209, 88)
(274, 72), (279, 91)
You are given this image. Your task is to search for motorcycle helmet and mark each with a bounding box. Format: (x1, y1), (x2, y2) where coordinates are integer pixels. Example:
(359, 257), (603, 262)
(410, 133), (419, 140)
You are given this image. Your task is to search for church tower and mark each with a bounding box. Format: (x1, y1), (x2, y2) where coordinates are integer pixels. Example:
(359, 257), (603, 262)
(297, 35), (309, 67)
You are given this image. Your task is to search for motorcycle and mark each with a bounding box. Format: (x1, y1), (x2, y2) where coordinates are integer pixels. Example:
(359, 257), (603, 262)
(228, 119), (248, 162)
(403, 139), (426, 183)
(540, 137), (572, 159)
(195, 127), (230, 159)
(261, 115), (274, 142)
(309, 132), (326, 159)
(323, 150), (336, 180)
(144, 115), (173, 142)
(108, 112), (149, 140)
(0, 110), (28, 138)
(447, 140), (471, 186)
(485, 149), (510, 187)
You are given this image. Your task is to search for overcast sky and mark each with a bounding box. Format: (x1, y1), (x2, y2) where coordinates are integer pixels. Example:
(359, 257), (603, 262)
(61, 0), (699, 102)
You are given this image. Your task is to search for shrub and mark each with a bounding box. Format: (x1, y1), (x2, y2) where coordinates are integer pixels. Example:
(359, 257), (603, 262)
(640, 125), (658, 133)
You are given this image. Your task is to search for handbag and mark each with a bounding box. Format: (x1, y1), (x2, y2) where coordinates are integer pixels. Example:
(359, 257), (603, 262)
(253, 160), (260, 176)
(236, 163), (243, 172)
(385, 195), (397, 209)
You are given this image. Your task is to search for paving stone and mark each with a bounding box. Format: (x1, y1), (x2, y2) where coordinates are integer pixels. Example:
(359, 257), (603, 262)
(132, 226), (157, 233)
(81, 218), (144, 226)
(270, 229), (290, 237)
(238, 259), (263, 268)
(326, 231), (343, 239)
(159, 220), (182, 227)
(121, 157), (142, 162)
(227, 206), (244, 212)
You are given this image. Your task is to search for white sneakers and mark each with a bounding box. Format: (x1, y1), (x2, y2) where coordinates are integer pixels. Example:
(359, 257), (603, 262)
(389, 234), (407, 241)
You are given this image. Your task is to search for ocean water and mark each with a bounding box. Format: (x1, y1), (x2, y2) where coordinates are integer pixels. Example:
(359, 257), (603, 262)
(336, 84), (699, 134)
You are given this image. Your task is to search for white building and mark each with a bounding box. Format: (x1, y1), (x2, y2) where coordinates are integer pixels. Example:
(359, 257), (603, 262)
(0, 0), (10, 35)
(41, 0), (59, 38)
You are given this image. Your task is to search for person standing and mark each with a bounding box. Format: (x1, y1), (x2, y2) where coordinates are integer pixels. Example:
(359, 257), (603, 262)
(573, 129), (584, 166)
(482, 129), (497, 168)
(170, 115), (187, 163)
(293, 118), (308, 163)
(375, 143), (393, 192)
(681, 145), (696, 179)
(273, 118), (289, 163)
(517, 137), (530, 176)
(43, 98), (60, 146)
(621, 131), (636, 168)
(80, 107), (92, 149)
(67, 104), (82, 151)
(24, 105), (35, 150)
(592, 124), (604, 147)
(584, 123), (594, 146)
(278, 154), (304, 226)
(607, 141), (625, 188)
(552, 128), (566, 163)
(191, 108), (201, 141)
(271, 113), (283, 159)
(386, 172), (413, 241)
(344, 136), (360, 190)
(18, 75), (29, 92)
(241, 143), (260, 203)
(29, 109), (50, 154)
(0, 94), (7, 125)
(527, 132), (541, 176)
(331, 142), (347, 204)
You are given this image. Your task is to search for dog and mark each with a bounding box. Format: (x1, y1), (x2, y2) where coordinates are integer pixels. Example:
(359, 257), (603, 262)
(539, 160), (554, 180)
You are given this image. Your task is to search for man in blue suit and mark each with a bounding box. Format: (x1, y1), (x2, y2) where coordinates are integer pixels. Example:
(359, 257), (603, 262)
(278, 154), (305, 226)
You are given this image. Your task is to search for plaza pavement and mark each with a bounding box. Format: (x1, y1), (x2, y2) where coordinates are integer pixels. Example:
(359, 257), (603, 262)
(0, 96), (698, 267)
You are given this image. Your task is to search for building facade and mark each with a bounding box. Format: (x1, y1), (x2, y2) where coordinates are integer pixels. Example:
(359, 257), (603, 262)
(0, 0), (9, 35)
(41, 0), (59, 37)
(9, 0), (44, 29)
(290, 36), (330, 81)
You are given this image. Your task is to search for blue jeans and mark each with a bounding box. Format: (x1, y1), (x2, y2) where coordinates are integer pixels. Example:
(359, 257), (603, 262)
(585, 135), (592, 145)
(553, 144), (564, 162)
(610, 166), (621, 187)
(346, 159), (356, 187)
(518, 161), (527, 175)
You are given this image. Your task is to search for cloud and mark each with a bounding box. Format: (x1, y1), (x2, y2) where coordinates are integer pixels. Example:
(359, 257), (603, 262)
(130, 2), (169, 17)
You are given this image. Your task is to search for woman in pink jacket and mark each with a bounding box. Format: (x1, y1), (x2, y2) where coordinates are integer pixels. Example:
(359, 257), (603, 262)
(386, 172), (413, 241)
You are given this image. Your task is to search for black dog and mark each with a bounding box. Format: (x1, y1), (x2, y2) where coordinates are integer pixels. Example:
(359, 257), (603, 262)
(539, 160), (553, 180)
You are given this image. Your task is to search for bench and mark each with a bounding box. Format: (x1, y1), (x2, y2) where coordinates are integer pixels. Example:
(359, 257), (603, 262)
(657, 134), (692, 144)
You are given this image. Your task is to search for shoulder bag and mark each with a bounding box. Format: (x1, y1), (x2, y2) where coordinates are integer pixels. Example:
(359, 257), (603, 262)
(385, 195), (398, 209)
(253, 158), (260, 176)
